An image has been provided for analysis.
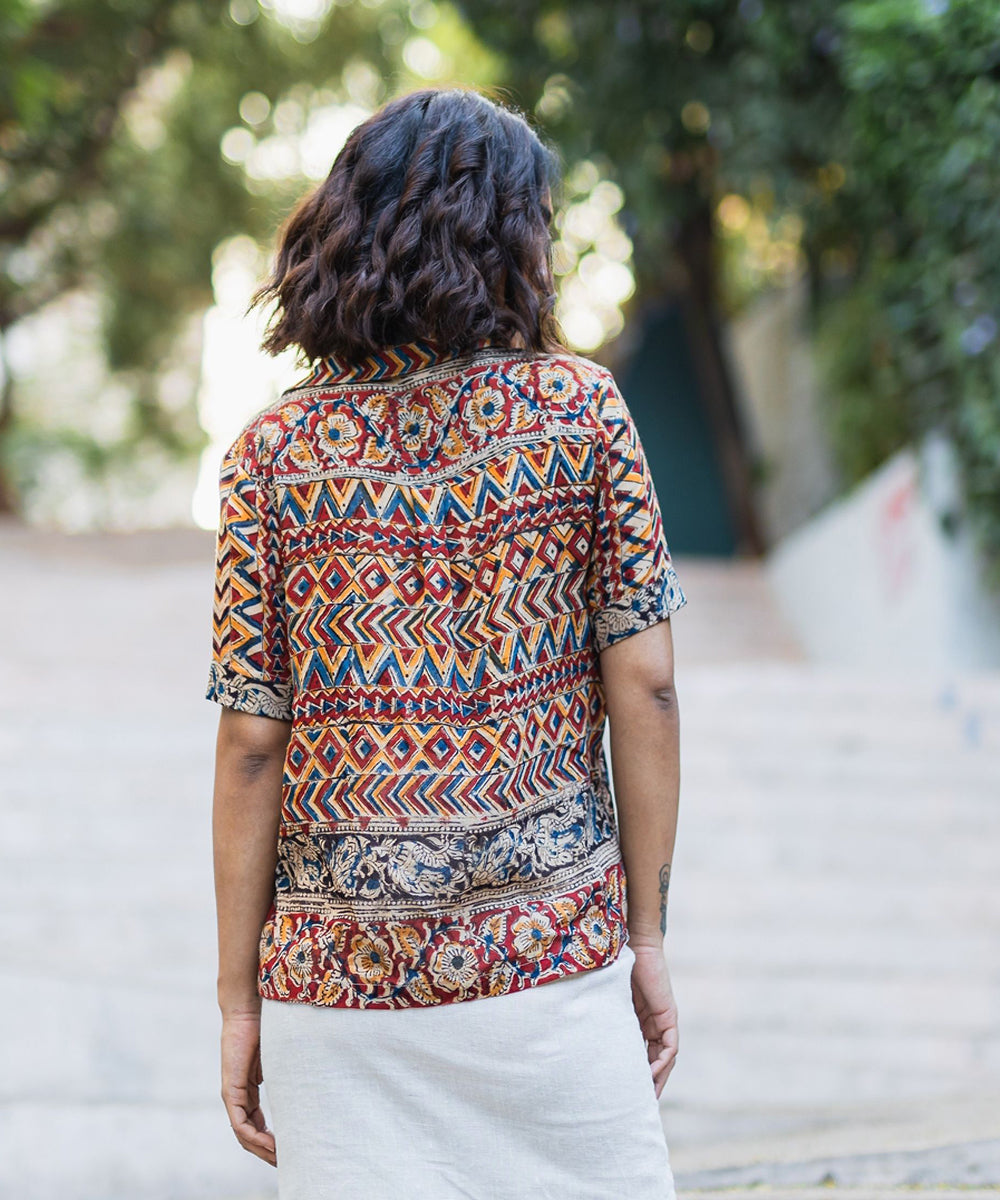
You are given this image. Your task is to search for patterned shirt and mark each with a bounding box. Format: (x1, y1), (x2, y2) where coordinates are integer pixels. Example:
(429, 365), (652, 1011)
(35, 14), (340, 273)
(206, 336), (686, 1009)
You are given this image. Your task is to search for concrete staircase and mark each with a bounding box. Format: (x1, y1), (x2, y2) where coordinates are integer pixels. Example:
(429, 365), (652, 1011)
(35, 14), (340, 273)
(664, 558), (1000, 1196)
(0, 524), (997, 1198)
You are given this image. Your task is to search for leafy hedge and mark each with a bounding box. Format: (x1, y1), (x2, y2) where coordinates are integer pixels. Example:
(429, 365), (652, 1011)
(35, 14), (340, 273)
(787, 0), (1000, 582)
(706, 0), (1000, 581)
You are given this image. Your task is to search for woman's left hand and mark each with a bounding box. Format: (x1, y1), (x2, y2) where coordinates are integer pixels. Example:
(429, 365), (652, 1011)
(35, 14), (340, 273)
(220, 1010), (277, 1167)
(628, 944), (680, 1099)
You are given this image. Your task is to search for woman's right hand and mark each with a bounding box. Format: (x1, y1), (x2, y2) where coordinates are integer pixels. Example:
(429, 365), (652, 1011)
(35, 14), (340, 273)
(628, 943), (680, 1098)
(220, 1010), (277, 1167)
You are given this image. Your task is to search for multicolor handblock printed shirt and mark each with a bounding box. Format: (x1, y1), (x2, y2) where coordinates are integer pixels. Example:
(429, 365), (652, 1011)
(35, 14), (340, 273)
(206, 337), (686, 1009)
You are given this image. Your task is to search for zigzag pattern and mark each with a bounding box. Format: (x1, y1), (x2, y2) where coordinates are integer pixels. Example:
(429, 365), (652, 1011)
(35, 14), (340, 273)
(298, 336), (500, 386)
(291, 646), (594, 725)
(288, 554), (590, 645)
(278, 441), (596, 531)
(292, 609), (591, 695)
(209, 448), (291, 716)
(282, 494), (596, 566)
(282, 737), (594, 822)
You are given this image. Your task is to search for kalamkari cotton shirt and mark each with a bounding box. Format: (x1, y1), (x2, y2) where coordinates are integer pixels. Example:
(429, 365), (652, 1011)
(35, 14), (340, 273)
(206, 337), (686, 1009)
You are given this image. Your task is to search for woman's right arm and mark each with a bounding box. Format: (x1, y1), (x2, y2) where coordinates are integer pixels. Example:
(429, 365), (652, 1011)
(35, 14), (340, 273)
(600, 615), (681, 1097)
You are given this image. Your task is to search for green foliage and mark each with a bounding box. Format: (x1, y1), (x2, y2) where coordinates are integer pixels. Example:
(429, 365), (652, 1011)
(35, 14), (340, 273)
(812, 273), (914, 487)
(0, 0), (437, 511)
(453, 1), (842, 288)
(824, 0), (1000, 580)
(709, 0), (1000, 578)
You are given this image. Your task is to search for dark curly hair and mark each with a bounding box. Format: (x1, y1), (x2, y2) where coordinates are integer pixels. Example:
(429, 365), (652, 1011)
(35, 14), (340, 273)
(252, 85), (568, 363)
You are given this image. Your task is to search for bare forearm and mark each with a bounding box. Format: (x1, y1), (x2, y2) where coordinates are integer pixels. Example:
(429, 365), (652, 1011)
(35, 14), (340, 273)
(608, 686), (680, 949)
(213, 724), (287, 1016)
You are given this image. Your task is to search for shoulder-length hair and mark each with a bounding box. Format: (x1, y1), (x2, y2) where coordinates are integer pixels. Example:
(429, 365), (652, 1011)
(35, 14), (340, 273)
(252, 86), (568, 363)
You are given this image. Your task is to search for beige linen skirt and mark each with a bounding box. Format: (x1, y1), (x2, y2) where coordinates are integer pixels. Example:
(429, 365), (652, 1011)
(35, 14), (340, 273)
(259, 941), (677, 1200)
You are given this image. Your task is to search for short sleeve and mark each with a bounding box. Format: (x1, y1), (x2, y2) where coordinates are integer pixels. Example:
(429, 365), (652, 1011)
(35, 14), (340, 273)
(585, 372), (687, 652)
(205, 427), (293, 720)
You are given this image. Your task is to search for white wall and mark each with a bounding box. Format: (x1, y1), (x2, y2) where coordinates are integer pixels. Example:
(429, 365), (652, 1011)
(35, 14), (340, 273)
(765, 435), (1000, 671)
(727, 282), (841, 543)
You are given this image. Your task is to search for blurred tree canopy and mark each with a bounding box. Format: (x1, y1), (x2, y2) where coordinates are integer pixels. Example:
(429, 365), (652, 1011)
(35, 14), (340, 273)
(454, 0), (845, 554)
(459, 0), (1000, 580)
(0, 0), (487, 514)
(2, 0), (999, 580)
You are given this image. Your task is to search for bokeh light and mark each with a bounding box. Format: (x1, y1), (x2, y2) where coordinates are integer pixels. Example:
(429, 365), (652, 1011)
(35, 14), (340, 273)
(553, 163), (635, 352)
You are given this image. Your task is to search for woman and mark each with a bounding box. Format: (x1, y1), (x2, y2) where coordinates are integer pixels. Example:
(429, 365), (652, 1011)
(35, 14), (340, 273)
(207, 85), (687, 1199)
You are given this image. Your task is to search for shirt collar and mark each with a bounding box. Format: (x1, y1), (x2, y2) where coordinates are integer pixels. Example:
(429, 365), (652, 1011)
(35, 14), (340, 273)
(301, 336), (507, 387)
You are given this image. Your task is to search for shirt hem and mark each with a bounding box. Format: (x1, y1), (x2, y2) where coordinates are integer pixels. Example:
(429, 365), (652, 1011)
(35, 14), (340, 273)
(592, 567), (687, 653)
(255, 859), (628, 1010)
(206, 661), (293, 721)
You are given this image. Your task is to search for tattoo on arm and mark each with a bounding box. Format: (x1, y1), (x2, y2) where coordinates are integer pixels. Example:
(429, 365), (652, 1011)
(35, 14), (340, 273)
(658, 862), (671, 936)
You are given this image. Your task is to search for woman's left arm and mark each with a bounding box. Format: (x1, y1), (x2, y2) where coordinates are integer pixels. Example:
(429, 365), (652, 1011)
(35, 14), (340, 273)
(213, 706), (291, 1168)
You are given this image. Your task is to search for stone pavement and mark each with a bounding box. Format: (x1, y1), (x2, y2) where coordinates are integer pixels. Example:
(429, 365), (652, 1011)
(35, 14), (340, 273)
(0, 521), (997, 1199)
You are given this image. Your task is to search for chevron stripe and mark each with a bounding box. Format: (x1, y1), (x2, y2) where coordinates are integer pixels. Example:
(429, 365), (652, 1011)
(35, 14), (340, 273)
(281, 496), (595, 571)
(289, 609), (590, 694)
(299, 336), (502, 386)
(276, 440), (595, 528)
(290, 645), (594, 728)
(281, 737), (594, 822)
